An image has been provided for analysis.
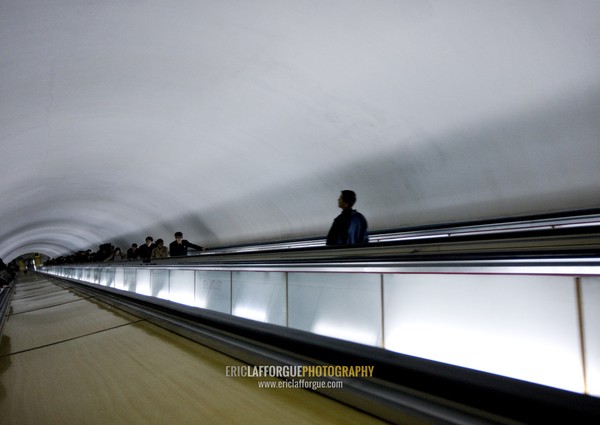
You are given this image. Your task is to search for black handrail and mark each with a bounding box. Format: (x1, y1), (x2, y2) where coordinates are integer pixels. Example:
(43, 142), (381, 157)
(205, 207), (600, 253)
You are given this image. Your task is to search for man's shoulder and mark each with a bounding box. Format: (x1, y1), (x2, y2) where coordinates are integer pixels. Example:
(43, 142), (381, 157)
(351, 210), (367, 222)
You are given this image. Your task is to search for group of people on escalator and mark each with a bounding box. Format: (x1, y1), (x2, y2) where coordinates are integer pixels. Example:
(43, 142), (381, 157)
(123, 232), (204, 263)
(39, 189), (369, 266)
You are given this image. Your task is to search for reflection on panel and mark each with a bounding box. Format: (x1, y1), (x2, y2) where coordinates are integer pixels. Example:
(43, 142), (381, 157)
(151, 270), (170, 298)
(83, 268), (92, 282)
(288, 272), (382, 346)
(114, 268), (124, 288)
(232, 271), (286, 325)
(136, 269), (151, 296)
(93, 268), (101, 284)
(383, 274), (584, 393)
(124, 269), (137, 292)
(169, 270), (195, 306)
(195, 271), (231, 313)
(583, 277), (600, 396)
(101, 268), (116, 287)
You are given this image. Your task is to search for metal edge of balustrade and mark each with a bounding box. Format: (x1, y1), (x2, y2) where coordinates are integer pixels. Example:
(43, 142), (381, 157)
(0, 280), (16, 338)
(43, 213), (600, 269)
(42, 272), (600, 425)
(202, 208), (600, 255)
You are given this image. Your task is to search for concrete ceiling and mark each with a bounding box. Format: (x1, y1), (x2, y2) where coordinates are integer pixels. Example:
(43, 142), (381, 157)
(2, 1), (600, 261)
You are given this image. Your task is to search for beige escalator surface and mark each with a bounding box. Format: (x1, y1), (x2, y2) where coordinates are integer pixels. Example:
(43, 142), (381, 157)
(0, 273), (388, 425)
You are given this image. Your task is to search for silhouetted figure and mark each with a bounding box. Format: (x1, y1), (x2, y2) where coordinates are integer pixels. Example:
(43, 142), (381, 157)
(126, 243), (139, 260)
(151, 239), (169, 258)
(0, 258), (15, 286)
(105, 247), (124, 262)
(137, 237), (156, 261)
(94, 244), (113, 262)
(169, 232), (204, 257)
(33, 253), (42, 269)
(326, 190), (368, 246)
(127, 243), (140, 260)
(17, 257), (26, 273)
(82, 250), (93, 262)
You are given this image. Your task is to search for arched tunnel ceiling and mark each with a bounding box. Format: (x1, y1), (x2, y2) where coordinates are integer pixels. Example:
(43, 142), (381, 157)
(1, 1), (600, 261)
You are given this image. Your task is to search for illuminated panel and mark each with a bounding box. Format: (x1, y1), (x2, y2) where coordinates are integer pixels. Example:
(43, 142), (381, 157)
(100, 268), (115, 287)
(135, 269), (151, 296)
(582, 277), (600, 397)
(194, 270), (231, 313)
(92, 268), (101, 284)
(114, 267), (124, 288)
(114, 268), (126, 290)
(384, 274), (584, 392)
(124, 268), (137, 292)
(150, 269), (170, 299)
(232, 271), (286, 325)
(288, 272), (381, 347)
(168, 270), (195, 306)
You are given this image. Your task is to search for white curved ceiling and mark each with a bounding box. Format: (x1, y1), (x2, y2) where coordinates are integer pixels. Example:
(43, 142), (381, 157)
(2, 1), (600, 261)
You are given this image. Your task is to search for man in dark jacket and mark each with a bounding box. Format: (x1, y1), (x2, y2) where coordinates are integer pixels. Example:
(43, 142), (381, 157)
(126, 243), (139, 260)
(326, 190), (369, 246)
(169, 232), (204, 256)
(137, 237), (156, 261)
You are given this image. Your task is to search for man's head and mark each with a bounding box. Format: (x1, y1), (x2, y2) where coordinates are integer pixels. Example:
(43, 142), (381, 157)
(338, 190), (357, 209)
(145, 236), (153, 245)
(174, 231), (183, 239)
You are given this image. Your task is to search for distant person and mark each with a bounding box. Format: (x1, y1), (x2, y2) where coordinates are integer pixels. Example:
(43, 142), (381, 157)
(151, 239), (169, 258)
(17, 257), (26, 273)
(137, 237), (156, 261)
(105, 247), (124, 262)
(126, 243), (139, 260)
(169, 232), (204, 257)
(94, 243), (113, 262)
(33, 253), (43, 269)
(326, 190), (369, 246)
(26, 258), (35, 272)
(94, 245), (104, 262)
